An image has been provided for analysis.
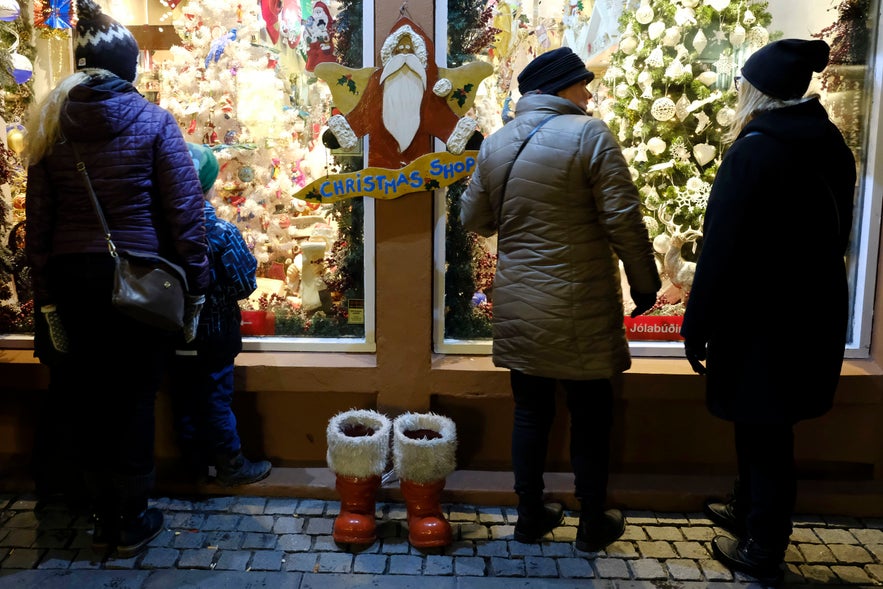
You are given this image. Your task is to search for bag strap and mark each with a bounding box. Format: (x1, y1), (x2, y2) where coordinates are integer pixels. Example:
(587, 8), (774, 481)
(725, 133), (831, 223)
(66, 136), (118, 258)
(500, 114), (559, 204)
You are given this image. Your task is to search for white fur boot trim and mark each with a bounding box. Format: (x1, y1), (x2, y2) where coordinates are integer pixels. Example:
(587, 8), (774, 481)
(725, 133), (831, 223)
(393, 412), (457, 484)
(326, 409), (391, 478)
(446, 116), (477, 154)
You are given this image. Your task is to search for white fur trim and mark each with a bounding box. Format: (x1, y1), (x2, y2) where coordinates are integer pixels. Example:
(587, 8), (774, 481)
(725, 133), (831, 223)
(446, 117), (476, 155)
(380, 24), (428, 68)
(393, 412), (457, 483)
(433, 78), (452, 97)
(327, 114), (359, 150)
(326, 409), (391, 478)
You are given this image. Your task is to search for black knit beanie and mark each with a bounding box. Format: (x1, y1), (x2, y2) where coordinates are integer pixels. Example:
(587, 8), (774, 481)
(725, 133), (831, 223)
(741, 39), (830, 100)
(517, 47), (595, 96)
(75, 0), (140, 83)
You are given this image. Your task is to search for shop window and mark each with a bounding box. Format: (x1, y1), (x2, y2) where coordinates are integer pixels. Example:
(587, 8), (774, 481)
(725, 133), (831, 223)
(435, 0), (880, 358)
(0, 0), (376, 353)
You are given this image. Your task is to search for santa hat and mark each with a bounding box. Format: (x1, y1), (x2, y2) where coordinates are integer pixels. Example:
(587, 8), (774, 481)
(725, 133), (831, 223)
(75, 0), (140, 82)
(741, 39), (830, 100)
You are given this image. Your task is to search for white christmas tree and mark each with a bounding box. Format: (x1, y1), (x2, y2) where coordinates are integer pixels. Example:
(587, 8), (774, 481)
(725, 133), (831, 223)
(158, 0), (340, 314)
(598, 0), (773, 310)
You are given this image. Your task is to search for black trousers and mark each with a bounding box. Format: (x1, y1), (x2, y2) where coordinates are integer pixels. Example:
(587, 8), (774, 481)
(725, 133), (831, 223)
(734, 421), (796, 551)
(510, 370), (613, 514)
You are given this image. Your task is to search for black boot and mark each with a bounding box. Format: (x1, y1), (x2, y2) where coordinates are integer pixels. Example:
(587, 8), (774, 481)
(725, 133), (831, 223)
(711, 535), (785, 586)
(704, 479), (746, 536)
(83, 471), (117, 552)
(513, 499), (564, 543)
(576, 508), (625, 552)
(112, 472), (164, 559)
(214, 451), (272, 486)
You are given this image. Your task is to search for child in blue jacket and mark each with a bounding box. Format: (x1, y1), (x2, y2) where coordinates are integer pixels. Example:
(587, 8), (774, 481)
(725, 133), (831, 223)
(170, 143), (272, 486)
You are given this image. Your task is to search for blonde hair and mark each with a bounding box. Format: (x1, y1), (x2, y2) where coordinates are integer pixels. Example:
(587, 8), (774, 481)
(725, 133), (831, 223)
(723, 78), (812, 143)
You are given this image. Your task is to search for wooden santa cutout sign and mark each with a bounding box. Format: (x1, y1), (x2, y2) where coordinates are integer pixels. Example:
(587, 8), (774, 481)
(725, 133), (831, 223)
(315, 17), (491, 170)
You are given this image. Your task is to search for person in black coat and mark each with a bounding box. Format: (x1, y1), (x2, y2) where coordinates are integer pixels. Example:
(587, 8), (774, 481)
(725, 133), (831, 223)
(168, 143), (272, 486)
(680, 39), (856, 586)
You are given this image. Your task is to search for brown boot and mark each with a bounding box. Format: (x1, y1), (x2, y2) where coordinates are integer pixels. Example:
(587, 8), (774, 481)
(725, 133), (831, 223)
(326, 409), (392, 545)
(393, 412), (458, 549)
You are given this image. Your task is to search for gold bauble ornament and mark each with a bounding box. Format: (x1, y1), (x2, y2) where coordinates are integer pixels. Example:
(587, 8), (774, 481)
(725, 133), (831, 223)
(6, 127), (25, 154)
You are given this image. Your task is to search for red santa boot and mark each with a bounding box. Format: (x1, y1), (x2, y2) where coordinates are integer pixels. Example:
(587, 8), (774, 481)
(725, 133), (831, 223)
(326, 409), (391, 545)
(393, 412), (458, 548)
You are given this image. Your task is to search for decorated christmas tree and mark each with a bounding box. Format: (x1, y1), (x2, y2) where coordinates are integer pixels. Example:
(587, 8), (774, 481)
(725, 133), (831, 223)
(159, 0), (353, 334)
(600, 0), (773, 312)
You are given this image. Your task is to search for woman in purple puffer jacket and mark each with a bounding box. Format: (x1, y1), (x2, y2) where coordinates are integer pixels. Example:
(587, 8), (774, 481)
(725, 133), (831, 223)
(24, 0), (208, 559)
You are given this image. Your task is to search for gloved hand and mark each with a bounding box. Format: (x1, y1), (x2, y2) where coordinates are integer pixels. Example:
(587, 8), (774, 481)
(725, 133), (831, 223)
(321, 128), (340, 150)
(684, 339), (708, 375)
(465, 130), (484, 151)
(183, 294), (205, 343)
(40, 304), (70, 354)
(630, 289), (657, 318)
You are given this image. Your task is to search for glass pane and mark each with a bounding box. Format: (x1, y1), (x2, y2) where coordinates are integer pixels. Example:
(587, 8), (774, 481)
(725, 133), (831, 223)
(439, 0), (878, 354)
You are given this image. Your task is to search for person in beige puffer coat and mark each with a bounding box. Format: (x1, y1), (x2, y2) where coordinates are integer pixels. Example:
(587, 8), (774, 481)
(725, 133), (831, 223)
(460, 47), (660, 552)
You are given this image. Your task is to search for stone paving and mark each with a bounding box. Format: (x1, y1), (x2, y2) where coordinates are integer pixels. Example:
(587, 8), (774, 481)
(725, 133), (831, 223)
(0, 491), (881, 588)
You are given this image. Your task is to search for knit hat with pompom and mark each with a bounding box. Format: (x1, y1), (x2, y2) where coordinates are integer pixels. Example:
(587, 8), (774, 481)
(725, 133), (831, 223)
(75, 0), (140, 83)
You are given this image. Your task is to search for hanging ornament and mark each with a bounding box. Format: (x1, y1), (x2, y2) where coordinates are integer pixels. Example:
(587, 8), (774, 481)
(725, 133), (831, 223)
(705, 0), (730, 11)
(694, 111), (711, 133)
(634, 143), (649, 162)
(604, 66), (624, 82)
(6, 125), (26, 154)
(693, 143), (717, 166)
(622, 147), (636, 163)
(9, 52), (33, 84)
(692, 30), (708, 54)
(648, 21), (665, 41)
(620, 35), (638, 55)
(638, 68), (654, 98)
(33, 0), (74, 36)
(743, 9), (756, 26)
(187, 118), (197, 135)
(716, 107), (736, 127)
(696, 71), (718, 86)
(675, 94), (691, 121)
(747, 26), (770, 47)
(625, 67), (638, 85)
(729, 25), (746, 48)
(615, 83), (631, 99)
(674, 7), (696, 26)
(651, 97), (676, 121)
(0, 0), (20, 21)
(627, 97), (642, 111)
(647, 137), (667, 156)
(635, 0), (654, 25)
(224, 129), (238, 144)
(646, 47), (665, 68)
(714, 52), (736, 76)
(238, 165), (255, 183)
(662, 27), (682, 47)
(665, 59), (685, 80)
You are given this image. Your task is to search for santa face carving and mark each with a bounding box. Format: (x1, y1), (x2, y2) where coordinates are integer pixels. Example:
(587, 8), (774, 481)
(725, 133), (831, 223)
(380, 32), (428, 152)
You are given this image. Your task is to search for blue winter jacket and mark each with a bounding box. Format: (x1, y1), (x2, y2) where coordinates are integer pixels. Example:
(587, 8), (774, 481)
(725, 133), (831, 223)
(26, 74), (209, 303)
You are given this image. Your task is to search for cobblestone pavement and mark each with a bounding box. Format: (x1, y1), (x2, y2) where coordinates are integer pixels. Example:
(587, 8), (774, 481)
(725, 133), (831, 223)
(0, 492), (882, 588)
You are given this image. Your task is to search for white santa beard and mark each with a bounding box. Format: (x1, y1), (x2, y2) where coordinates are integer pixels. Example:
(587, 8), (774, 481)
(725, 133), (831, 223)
(381, 55), (427, 153)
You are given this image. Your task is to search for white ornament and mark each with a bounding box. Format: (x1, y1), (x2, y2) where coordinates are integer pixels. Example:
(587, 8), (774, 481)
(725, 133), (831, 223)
(635, 143), (649, 162)
(743, 9), (756, 25)
(674, 7), (696, 26)
(651, 97), (676, 121)
(635, 0), (654, 25)
(648, 21), (666, 40)
(729, 25), (746, 48)
(692, 30), (707, 54)
(638, 68), (653, 88)
(665, 58), (685, 79)
(625, 67), (638, 85)
(716, 107), (735, 126)
(663, 27), (682, 47)
(653, 233), (671, 254)
(647, 136), (667, 155)
(694, 111), (711, 133)
(620, 35), (638, 54)
(628, 97), (642, 111)
(697, 71), (718, 86)
(747, 26), (770, 47)
(615, 83), (631, 99)
(705, 0), (730, 11)
(693, 143), (717, 166)
(622, 147), (637, 163)
(675, 94), (691, 121)
(604, 66), (624, 81)
(646, 47), (665, 68)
